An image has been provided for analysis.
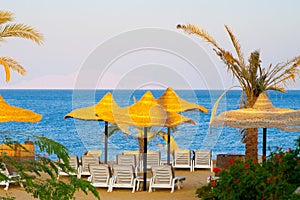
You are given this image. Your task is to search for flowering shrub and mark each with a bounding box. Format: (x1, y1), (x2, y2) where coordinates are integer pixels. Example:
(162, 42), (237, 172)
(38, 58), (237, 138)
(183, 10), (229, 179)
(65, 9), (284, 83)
(196, 137), (300, 200)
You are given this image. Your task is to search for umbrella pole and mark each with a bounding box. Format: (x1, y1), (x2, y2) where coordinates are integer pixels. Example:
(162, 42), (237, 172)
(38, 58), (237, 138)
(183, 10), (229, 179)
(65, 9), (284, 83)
(104, 121), (108, 164)
(167, 127), (170, 165)
(143, 127), (148, 191)
(263, 128), (267, 161)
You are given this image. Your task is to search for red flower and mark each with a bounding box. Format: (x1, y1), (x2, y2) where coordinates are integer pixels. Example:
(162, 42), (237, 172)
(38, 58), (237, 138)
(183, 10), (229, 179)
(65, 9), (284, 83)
(211, 181), (217, 187)
(244, 163), (250, 168)
(253, 159), (257, 164)
(267, 177), (271, 182)
(279, 158), (282, 163)
(213, 167), (221, 173)
(229, 158), (235, 165)
(275, 154), (280, 159)
(273, 176), (276, 181)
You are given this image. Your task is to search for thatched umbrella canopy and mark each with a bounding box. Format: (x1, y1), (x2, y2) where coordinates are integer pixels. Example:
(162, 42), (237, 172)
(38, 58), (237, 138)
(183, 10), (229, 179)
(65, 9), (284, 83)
(157, 87), (208, 113)
(117, 91), (195, 127)
(64, 92), (122, 163)
(210, 93), (300, 157)
(118, 91), (195, 191)
(157, 87), (209, 163)
(0, 95), (42, 122)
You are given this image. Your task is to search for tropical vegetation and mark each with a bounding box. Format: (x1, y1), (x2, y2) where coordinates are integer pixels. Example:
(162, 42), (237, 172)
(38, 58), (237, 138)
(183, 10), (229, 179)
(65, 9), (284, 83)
(196, 137), (300, 200)
(178, 23), (300, 159)
(0, 10), (100, 199)
(0, 10), (43, 82)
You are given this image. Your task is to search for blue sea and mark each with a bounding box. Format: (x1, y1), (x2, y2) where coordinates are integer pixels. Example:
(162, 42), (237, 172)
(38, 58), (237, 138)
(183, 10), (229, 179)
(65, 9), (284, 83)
(0, 89), (299, 161)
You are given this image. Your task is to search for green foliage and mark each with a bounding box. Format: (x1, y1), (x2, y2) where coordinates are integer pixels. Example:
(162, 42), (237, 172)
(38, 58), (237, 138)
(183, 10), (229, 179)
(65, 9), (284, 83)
(0, 134), (100, 200)
(196, 137), (300, 200)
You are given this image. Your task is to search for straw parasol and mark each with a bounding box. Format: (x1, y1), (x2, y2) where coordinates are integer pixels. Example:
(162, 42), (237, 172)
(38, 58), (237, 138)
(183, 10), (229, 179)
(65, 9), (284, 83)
(210, 93), (300, 157)
(0, 95), (42, 122)
(157, 87), (208, 113)
(117, 91), (196, 191)
(157, 87), (209, 163)
(64, 92), (122, 164)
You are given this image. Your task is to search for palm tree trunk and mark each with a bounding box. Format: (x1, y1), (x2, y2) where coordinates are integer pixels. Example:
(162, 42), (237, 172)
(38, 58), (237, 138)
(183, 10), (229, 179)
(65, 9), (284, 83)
(244, 95), (259, 160)
(245, 128), (258, 160)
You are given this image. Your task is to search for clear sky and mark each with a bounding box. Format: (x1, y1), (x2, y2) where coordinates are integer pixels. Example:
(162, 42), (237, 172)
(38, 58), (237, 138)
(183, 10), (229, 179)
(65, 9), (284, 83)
(1, 0), (300, 90)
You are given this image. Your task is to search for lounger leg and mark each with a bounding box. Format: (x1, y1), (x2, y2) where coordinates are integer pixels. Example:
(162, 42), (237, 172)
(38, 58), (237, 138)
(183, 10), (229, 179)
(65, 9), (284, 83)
(171, 179), (176, 193)
(148, 179), (153, 192)
(132, 180), (136, 193)
(136, 180), (140, 191)
(4, 182), (9, 191)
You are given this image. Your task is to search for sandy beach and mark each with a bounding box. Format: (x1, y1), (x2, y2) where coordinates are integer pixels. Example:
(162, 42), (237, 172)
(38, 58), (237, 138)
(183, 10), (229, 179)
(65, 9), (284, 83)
(0, 169), (213, 200)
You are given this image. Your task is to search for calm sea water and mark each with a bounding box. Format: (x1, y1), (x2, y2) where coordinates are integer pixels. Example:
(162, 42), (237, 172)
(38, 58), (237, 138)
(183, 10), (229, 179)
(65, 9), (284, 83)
(0, 89), (299, 160)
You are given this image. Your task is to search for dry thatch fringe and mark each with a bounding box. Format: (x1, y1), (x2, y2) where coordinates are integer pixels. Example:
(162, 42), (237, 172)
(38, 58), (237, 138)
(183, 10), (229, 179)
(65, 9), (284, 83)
(209, 85), (241, 134)
(0, 10), (14, 25)
(0, 23), (44, 45)
(0, 56), (26, 82)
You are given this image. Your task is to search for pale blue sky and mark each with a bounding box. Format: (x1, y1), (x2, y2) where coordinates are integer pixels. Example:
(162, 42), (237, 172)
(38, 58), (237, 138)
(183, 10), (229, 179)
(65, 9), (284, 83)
(1, 0), (300, 89)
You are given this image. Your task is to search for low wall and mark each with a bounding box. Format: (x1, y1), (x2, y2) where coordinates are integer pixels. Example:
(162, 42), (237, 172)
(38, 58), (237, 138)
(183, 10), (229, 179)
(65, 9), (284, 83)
(216, 154), (245, 169)
(0, 141), (35, 172)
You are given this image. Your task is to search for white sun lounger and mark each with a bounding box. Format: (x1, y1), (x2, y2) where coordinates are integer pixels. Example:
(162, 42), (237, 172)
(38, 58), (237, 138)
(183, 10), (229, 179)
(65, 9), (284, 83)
(0, 163), (23, 190)
(88, 164), (111, 191)
(78, 155), (100, 178)
(57, 155), (80, 179)
(192, 150), (213, 172)
(173, 149), (193, 171)
(149, 165), (185, 193)
(109, 164), (136, 193)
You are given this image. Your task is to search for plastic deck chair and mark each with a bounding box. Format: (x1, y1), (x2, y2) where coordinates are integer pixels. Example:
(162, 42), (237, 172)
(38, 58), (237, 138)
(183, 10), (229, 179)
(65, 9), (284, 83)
(88, 164), (111, 191)
(173, 149), (192, 171)
(149, 165), (185, 193)
(79, 155), (100, 178)
(192, 150), (213, 172)
(109, 164), (136, 193)
(57, 155), (80, 179)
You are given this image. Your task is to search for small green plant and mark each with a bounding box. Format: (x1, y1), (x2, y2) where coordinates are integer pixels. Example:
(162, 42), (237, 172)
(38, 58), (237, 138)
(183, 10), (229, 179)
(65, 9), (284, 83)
(196, 137), (300, 200)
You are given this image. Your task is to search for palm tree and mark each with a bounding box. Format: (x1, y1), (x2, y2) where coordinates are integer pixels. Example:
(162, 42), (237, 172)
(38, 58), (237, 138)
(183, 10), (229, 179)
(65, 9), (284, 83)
(0, 10), (43, 82)
(177, 23), (300, 159)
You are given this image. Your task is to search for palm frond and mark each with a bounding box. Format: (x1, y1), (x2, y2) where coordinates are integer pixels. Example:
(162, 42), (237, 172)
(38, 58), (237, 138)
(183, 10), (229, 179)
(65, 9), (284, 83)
(0, 23), (44, 45)
(178, 24), (251, 90)
(177, 23), (222, 51)
(0, 56), (26, 76)
(0, 58), (11, 82)
(0, 10), (14, 25)
(107, 124), (123, 138)
(266, 86), (285, 93)
(224, 25), (245, 69)
(265, 56), (300, 89)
